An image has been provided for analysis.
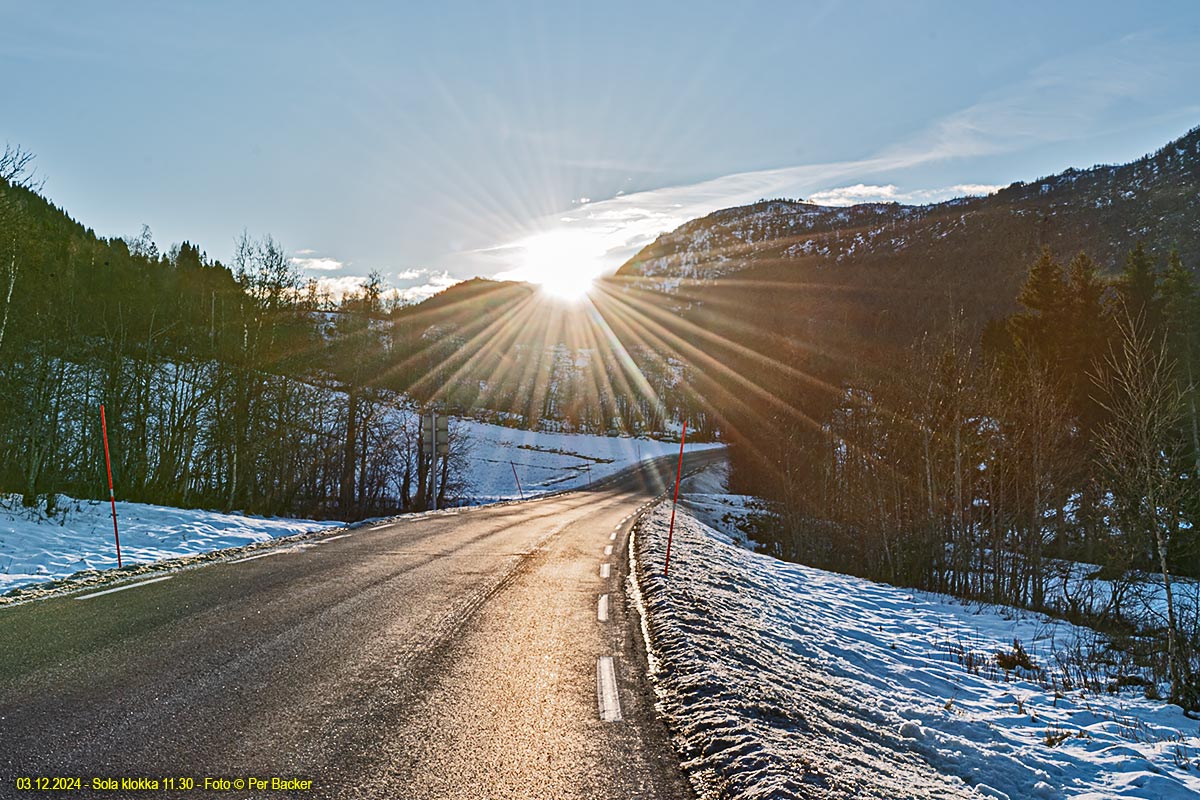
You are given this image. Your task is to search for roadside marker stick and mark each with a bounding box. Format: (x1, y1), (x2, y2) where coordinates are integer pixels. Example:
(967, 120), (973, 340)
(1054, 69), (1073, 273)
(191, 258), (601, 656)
(100, 404), (122, 569)
(510, 460), (524, 500)
(662, 420), (687, 577)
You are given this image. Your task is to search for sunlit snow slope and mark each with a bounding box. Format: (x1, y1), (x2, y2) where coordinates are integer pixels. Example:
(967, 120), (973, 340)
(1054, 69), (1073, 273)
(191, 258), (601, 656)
(634, 467), (1200, 800)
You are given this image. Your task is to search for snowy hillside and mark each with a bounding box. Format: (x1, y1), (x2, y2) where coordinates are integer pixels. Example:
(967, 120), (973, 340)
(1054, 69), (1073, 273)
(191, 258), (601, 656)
(617, 125), (1200, 292)
(632, 467), (1200, 800)
(464, 419), (719, 502)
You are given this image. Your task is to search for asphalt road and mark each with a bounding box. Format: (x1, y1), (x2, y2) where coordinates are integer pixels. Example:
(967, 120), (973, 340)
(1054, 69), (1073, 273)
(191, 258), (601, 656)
(0, 450), (723, 799)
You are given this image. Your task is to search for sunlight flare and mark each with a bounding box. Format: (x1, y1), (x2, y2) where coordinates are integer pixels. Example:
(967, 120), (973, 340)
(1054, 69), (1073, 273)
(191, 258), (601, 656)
(502, 230), (609, 301)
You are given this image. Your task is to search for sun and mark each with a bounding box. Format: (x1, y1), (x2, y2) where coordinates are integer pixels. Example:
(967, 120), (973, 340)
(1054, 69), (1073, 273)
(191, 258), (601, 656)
(511, 230), (606, 301)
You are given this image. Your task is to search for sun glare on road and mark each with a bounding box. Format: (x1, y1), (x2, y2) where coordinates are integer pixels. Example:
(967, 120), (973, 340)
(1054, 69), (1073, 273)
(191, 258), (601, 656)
(511, 230), (607, 302)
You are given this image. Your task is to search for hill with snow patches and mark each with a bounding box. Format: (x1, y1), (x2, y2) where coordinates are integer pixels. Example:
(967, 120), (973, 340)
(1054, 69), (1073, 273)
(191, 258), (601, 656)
(615, 125), (1200, 345)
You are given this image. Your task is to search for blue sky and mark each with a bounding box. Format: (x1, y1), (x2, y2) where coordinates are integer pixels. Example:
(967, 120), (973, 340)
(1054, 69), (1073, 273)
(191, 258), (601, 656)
(4, 1), (1200, 299)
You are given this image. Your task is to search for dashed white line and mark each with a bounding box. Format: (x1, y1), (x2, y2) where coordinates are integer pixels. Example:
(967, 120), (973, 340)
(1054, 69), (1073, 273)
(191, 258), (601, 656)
(604, 545), (613, 556)
(75, 576), (173, 600)
(600, 563), (611, 579)
(315, 534), (351, 544)
(610, 531), (617, 541)
(596, 656), (623, 722)
(598, 594), (609, 622)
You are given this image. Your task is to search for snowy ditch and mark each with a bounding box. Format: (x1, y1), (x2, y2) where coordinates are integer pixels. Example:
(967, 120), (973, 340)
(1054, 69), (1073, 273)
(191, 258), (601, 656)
(631, 466), (1200, 800)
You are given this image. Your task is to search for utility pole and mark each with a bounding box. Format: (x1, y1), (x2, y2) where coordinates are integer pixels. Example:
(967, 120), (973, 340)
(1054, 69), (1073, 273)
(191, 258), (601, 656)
(431, 411), (438, 511)
(422, 410), (450, 511)
(422, 411), (436, 510)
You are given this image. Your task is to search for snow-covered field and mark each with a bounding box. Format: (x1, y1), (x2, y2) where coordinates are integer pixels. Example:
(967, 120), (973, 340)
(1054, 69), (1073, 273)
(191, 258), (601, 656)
(0, 496), (343, 594)
(633, 465), (1200, 800)
(464, 419), (719, 501)
(0, 422), (718, 595)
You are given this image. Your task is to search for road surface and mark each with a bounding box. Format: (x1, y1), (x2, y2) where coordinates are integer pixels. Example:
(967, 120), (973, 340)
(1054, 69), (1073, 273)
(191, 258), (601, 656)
(0, 451), (723, 799)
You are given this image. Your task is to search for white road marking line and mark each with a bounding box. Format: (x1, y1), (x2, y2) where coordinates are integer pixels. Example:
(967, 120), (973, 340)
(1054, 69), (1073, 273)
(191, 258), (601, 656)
(598, 594), (609, 622)
(604, 545), (613, 556)
(76, 576), (173, 600)
(600, 563), (611, 578)
(596, 656), (623, 722)
(230, 552), (275, 564)
(609, 531), (617, 541)
(315, 534), (351, 543)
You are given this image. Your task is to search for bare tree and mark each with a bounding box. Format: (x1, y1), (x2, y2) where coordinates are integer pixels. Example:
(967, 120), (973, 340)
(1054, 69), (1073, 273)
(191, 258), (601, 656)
(0, 144), (41, 354)
(0, 143), (43, 190)
(1095, 310), (1195, 708)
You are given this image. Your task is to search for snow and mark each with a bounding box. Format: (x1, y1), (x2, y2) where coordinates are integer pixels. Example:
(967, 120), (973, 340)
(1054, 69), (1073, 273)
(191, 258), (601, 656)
(461, 419), (721, 503)
(633, 464), (1200, 800)
(0, 496), (342, 594)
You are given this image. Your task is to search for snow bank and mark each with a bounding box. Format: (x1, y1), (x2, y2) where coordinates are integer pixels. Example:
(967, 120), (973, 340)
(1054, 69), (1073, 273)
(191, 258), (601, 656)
(633, 477), (1200, 799)
(0, 496), (342, 594)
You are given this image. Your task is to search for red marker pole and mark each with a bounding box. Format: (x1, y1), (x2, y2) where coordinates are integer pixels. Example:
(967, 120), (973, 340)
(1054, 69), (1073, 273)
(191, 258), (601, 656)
(100, 404), (122, 568)
(663, 420), (687, 577)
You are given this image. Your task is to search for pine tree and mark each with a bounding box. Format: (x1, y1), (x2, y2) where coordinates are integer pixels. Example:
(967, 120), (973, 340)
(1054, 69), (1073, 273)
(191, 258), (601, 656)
(1161, 251), (1200, 537)
(1009, 247), (1067, 363)
(1117, 241), (1162, 331)
(1062, 252), (1111, 424)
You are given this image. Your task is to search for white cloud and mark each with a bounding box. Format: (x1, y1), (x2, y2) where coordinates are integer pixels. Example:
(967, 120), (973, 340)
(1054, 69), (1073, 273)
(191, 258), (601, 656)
(308, 274), (370, 300)
(291, 255), (343, 272)
(806, 183), (1002, 207)
(300, 270), (460, 305)
(398, 271), (459, 303)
